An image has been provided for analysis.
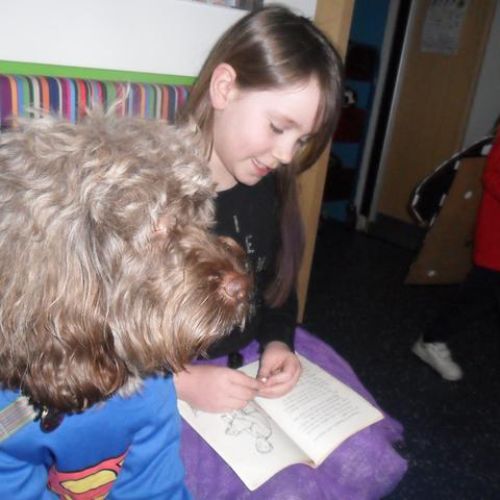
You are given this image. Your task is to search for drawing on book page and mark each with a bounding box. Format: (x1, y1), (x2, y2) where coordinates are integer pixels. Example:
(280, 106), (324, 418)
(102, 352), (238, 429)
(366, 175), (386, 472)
(221, 402), (274, 453)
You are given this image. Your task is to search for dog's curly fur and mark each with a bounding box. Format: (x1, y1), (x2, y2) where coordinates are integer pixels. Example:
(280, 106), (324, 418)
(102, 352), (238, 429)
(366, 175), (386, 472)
(0, 111), (250, 413)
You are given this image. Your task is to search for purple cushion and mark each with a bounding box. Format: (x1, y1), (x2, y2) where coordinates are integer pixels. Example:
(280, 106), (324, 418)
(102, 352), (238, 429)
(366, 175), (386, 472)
(180, 327), (407, 499)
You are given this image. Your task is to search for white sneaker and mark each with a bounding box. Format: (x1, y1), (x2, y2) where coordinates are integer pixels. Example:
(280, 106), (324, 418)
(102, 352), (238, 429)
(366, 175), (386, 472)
(412, 338), (463, 381)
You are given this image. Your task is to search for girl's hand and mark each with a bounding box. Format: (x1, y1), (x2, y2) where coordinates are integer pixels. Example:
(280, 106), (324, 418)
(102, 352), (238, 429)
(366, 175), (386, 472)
(174, 364), (263, 413)
(257, 341), (302, 398)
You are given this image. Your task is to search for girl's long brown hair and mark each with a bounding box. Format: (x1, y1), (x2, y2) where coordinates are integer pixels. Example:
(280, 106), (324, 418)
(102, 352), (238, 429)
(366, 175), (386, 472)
(180, 5), (344, 306)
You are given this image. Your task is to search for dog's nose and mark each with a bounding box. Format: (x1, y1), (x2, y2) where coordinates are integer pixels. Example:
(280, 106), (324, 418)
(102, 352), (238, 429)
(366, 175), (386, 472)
(221, 272), (249, 302)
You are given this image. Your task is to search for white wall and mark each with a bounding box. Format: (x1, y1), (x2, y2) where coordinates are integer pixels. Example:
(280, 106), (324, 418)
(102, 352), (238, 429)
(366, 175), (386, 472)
(272, 0), (316, 17)
(0, 0), (316, 77)
(463, 0), (500, 144)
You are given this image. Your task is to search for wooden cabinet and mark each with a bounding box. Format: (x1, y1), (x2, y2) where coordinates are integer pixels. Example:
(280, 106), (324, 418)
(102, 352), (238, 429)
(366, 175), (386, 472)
(297, 0), (354, 320)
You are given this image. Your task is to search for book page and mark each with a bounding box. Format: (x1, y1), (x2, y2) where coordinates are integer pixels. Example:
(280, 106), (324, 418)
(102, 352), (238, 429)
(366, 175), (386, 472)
(242, 354), (384, 465)
(178, 399), (310, 491)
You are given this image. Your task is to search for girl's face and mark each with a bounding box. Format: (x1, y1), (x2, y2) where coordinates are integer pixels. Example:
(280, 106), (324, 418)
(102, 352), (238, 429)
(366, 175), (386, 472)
(209, 70), (321, 191)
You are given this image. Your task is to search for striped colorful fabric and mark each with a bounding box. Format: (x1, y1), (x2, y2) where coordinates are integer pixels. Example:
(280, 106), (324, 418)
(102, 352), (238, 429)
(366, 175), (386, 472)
(0, 396), (37, 443)
(0, 74), (190, 129)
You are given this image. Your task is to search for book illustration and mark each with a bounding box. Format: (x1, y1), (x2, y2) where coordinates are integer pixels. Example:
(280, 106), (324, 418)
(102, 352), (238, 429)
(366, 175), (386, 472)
(178, 354), (384, 491)
(221, 402), (273, 454)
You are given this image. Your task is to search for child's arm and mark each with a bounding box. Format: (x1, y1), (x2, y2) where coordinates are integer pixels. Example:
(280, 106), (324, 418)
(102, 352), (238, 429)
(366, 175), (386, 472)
(257, 340), (302, 398)
(0, 390), (56, 499)
(256, 290), (302, 398)
(252, 176), (301, 397)
(257, 291), (298, 351)
(0, 449), (56, 500)
(108, 376), (190, 499)
(174, 364), (263, 413)
(249, 276), (301, 398)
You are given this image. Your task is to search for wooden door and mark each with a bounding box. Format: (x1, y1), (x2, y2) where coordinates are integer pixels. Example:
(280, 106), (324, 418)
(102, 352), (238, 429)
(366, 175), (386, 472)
(375, 0), (496, 224)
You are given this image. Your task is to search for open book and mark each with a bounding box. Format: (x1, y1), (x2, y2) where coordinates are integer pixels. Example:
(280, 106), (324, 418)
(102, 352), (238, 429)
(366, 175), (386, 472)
(178, 354), (384, 491)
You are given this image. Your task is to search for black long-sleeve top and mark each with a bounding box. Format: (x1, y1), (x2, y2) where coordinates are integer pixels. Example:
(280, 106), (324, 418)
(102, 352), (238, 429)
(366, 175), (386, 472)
(206, 173), (297, 359)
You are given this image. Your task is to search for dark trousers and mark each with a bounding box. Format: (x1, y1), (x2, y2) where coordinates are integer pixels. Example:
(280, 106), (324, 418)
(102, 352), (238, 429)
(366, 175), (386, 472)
(423, 265), (500, 343)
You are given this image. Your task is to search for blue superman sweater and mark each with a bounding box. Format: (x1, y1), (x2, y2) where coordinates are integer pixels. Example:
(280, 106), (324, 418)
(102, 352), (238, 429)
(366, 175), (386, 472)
(0, 376), (191, 499)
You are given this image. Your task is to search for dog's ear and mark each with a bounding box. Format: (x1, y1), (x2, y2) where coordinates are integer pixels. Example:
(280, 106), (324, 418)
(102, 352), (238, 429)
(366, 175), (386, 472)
(14, 313), (130, 412)
(0, 227), (131, 412)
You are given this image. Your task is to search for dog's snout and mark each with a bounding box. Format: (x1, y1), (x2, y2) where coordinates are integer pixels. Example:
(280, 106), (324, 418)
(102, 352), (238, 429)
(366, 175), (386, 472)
(221, 272), (250, 302)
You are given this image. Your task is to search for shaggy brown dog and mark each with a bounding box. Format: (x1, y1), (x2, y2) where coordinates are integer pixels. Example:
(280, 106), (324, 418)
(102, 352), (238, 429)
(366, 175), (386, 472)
(0, 111), (250, 416)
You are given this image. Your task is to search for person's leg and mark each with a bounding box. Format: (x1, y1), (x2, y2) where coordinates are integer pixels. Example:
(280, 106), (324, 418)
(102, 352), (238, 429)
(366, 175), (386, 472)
(413, 266), (499, 380)
(424, 266), (498, 342)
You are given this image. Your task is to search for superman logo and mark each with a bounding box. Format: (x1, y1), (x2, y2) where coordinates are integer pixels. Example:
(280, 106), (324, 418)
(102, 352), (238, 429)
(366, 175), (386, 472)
(47, 451), (127, 499)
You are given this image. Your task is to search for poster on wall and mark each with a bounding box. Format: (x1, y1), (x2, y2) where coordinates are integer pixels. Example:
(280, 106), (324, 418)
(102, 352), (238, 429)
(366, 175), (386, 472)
(420, 0), (470, 55)
(189, 0), (262, 10)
